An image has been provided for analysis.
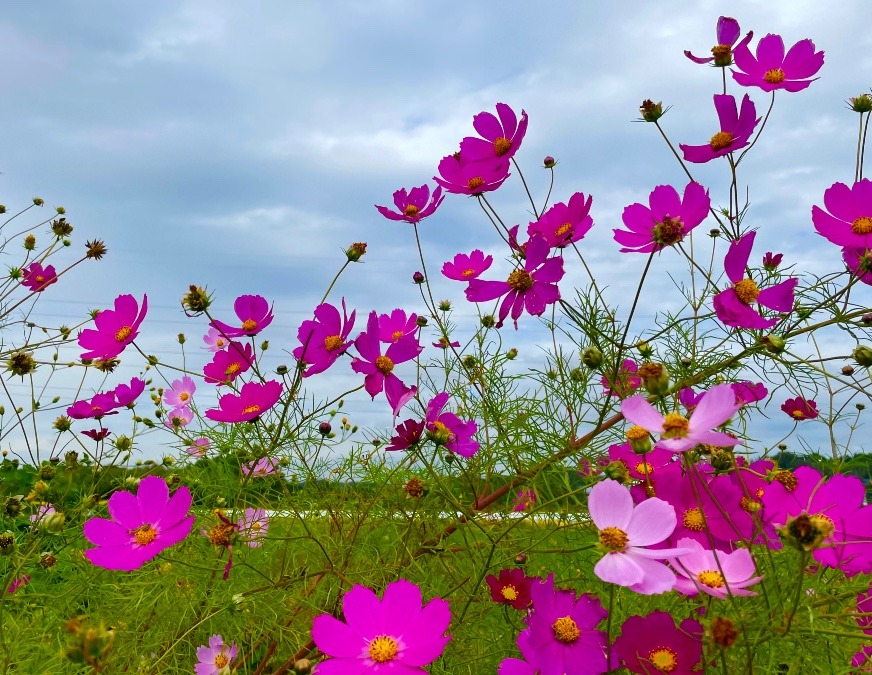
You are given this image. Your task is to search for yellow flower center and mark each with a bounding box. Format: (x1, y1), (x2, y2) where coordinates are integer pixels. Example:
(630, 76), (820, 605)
(461, 268), (476, 277)
(599, 526), (629, 551)
(774, 470), (798, 492)
(501, 584), (518, 600)
(711, 44), (732, 66)
(709, 131), (734, 151)
(662, 413), (689, 438)
(634, 460), (653, 476)
(810, 513), (835, 539)
(697, 570), (726, 588)
(242, 318), (257, 332)
(368, 635), (398, 663)
(225, 362), (241, 376)
(132, 524), (157, 546)
(375, 355), (394, 375)
(391, 330), (404, 342)
(207, 522), (236, 547)
(683, 507), (705, 531)
(791, 409), (807, 420)
(216, 337), (226, 348)
(506, 268), (534, 291)
(323, 335), (343, 351)
(114, 326), (132, 342)
(214, 654), (229, 668)
(764, 68), (785, 84)
(734, 278), (761, 304)
(648, 646), (679, 672)
(403, 204), (420, 218)
(551, 616), (580, 643)
(852, 216), (872, 234)
(179, 392), (190, 402)
(241, 404), (261, 415)
(467, 177), (484, 191)
(427, 420), (451, 445)
(251, 521), (262, 531)
(493, 137), (512, 156)
(555, 222), (573, 239)
(653, 216), (685, 246)
(35, 275), (45, 283)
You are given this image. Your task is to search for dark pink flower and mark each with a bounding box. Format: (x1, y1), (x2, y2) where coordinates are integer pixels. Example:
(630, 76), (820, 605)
(203, 342), (254, 386)
(378, 309), (418, 344)
(613, 182), (710, 253)
(843, 247), (872, 285)
(205, 380), (283, 423)
(713, 232), (797, 329)
(527, 192), (594, 248)
(812, 179), (872, 249)
(423, 392), (479, 457)
(781, 396), (818, 421)
(762, 251), (783, 270)
(114, 377), (145, 407)
(21, 262), (58, 292)
(67, 391), (119, 420)
(615, 611), (703, 675)
(685, 16), (753, 66)
(466, 234), (564, 329)
(486, 568), (533, 610)
(433, 154), (510, 195)
(294, 299), (356, 378)
(731, 380), (768, 405)
(210, 294), (273, 338)
(385, 418), (425, 452)
(7, 575), (31, 594)
(442, 249), (493, 281)
(78, 294), (148, 361)
(459, 102), (528, 162)
(375, 184), (444, 224)
(513, 489), (537, 512)
(679, 95), (760, 163)
(82, 428), (111, 441)
(732, 34), (824, 92)
(601, 359), (641, 397)
(83, 476), (194, 571)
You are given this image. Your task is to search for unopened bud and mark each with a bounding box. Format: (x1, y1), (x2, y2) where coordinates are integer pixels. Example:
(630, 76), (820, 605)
(514, 552), (528, 565)
(761, 334), (786, 354)
(639, 99), (665, 122)
(853, 345), (872, 367)
(543, 156), (556, 168)
(625, 426), (652, 455)
(602, 461), (630, 483)
(412, 271), (424, 284)
(33, 197), (44, 206)
(710, 616), (739, 649)
(581, 347), (603, 369)
(638, 362), (670, 395)
(345, 242), (367, 262)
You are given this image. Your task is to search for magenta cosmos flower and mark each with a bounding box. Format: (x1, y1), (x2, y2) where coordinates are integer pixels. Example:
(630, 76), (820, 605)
(433, 154), (510, 195)
(679, 94), (760, 164)
(83, 476), (194, 571)
(114, 377), (145, 407)
(486, 568), (533, 610)
(311, 578), (451, 674)
(196, 634), (238, 675)
(210, 294), (273, 338)
(21, 261), (58, 292)
(713, 231), (797, 330)
(78, 294), (147, 361)
(514, 489), (537, 512)
(459, 102), (528, 162)
(294, 299), (356, 378)
(781, 396), (818, 421)
(378, 309), (418, 344)
(615, 611), (703, 675)
(466, 234), (564, 329)
(622, 383), (741, 453)
(613, 182), (710, 253)
(7, 575), (30, 594)
(205, 380), (283, 423)
(375, 184), (444, 224)
(163, 375), (196, 408)
(671, 537), (763, 598)
(203, 342), (254, 385)
(812, 179), (872, 249)
(527, 192), (594, 248)
(351, 311), (421, 415)
(442, 249), (493, 281)
(601, 359), (641, 397)
(844, 246), (872, 285)
(385, 392), (479, 457)
(685, 16), (753, 66)
(589, 479), (691, 594)
(732, 33), (824, 92)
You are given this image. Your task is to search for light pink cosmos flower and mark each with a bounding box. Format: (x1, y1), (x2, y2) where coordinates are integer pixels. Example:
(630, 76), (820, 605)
(433, 154), (510, 195)
(78, 294), (148, 361)
(679, 94), (760, 164)
(242, 456), (282, 478)
(713, 231), (797, 330)
(195, 634), (237, 675)
(237, 508), (268, 548)
(685, 16), (753, 66)
(203, 342), (254, 386)
(187, 437), (210, 457)
(30, 503), (57, 525)
(375, 184), (444, 224)
(163, 375), (196, 408)
(210, 294), (273, 338)
(459, 102), (528, 162)
(465, 234), (564, 329)
(294, 299), (356, 378)
(732, 33), (824, 92)
(205, 380), (283, 423)
(812, 179), (872, 249)
(164, 405), (193, 429)
(527, 192), (594, 248)
(83, 476), (195, 571)
(622, 383), (742, 453)
(589, 479), (692, 595)
(670, 538), (763, 598)
(20, 262), (58, 292)
(442, 249), (493, 281)
(203, 327), (230, 352)
(613, 182), (710, 253)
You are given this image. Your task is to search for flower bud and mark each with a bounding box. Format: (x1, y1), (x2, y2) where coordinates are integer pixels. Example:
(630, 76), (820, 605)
(415, 316), (428, 327)
(625, 426), (652, 455)
(33, 197), (44, 206)
(293, 659), (313, 673)
(481, 314), (495, 328)
(602, 461), (630, 483)
(319, 421), (332, 436)
(65, 451), (79, 467)
(762, 251), (783, 271)
(4, 497), (22, 518)
(412, 271), (424, 284)
(581, 347), (603, 369)
(761, 334), (786, 354)
(635, 341), (654, 359)
(569, 367), (585, 382)
(709, 228), (721, 237)
(276, 364), (289, 375)
(639, 99), (665, 122)
(514, 552), (528, 565)
(38, 551), (58, 569)
(853, 345), (872, 367)
(51, 218), (73, 237)
(23, 234), (36, 250)
(438, 299), (452, 311)
(0, 531), (14, 555)
(710, 616), (739, 649)
(42, 510), (66, 533)
(181, 285), (211, 314)
(506, 348), (518, 360)
(403, 477), (425, 498)
(7, 351), (37, 377)
(842, 365), (855, 376)
(38, 464), (56, 481)
(862, 313), (872, 324)
(638, 362), (670, 395)
(543, 156), (556, 168)
(345, 242), (367, 262)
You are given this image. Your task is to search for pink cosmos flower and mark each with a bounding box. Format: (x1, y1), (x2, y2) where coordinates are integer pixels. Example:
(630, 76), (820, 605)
(311, 578), (451, 674)
(466, 234), (564, 329)
(432, 337), (460, 349)
(685, 16), (753, 66)
(78, 294), (148, 361)
(114, 377), (145, 407)
(713, 232), (797, 329)
(82, 428), (111, 441)
(83, 476), (195, 571)
(187, 437), (210, 457)
(459, 102), (528, 162)
(762, 251), (783, 270)
(442, 249), (493, 281)
(385, 418), (426, 452)
(163, 375), (196, 408)
(513, 489), (537, 512)
(679, 95), (760, 163)
(203, 342), (254, 386)
(812, 179), (872, 249)
(351, 311), (421, 415)
(622, 383), (742, 453)
(7, 576), (30, 594)
(195, 634), (238, 675)
(21, 262), (58, 292)
(486, 568), (533, 610)
(205, 380), (283, 423)
(527, 192), (594, 248)
(843, 246), (872, 285)
(615, 611), (704, 675)
(203, 327), (230, 352)
(589, 479), (692, 594)
(853, 645), (872, 670)
(242, 456), (282, 478)
(856, 585), (872, 633)
(781, 396), (819, 421)
(433, 154), (510, 195)
(164, 405), (193, 429)
(378, 309), (418, 344)
(375, 184), (444, 224)
(237, 507), (268, 547)
(67, 391), (120, 420)
(670, 537), (763, 598)
(294, 299), (356, 378)
(613, 182), (710, 253)
(210, 294), (273, 338)
(385, 392), (479, 457)
(30, 503), (57, 527)
(608, 443), (674, 483)
(732, 34), (824, 92)
(601, 359), (641, 397)
(731, 380), (768, 405)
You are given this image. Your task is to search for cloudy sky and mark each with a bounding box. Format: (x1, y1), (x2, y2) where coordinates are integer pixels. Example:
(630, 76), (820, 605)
(1, 1), (870, 462)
